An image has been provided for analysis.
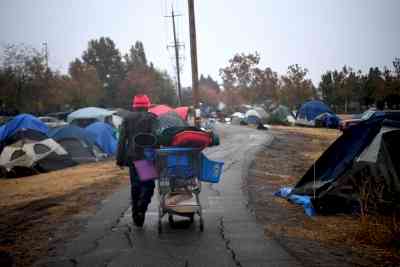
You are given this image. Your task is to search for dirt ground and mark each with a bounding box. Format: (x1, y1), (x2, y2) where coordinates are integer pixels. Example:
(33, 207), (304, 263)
(245, 125), (399, 267)
(0, 161), (129, 267)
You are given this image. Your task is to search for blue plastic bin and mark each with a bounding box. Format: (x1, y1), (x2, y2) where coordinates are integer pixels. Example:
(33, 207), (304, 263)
(157, 147), (198, 178)
(200, 153), (224, 183)
(166, 154), (189, 167)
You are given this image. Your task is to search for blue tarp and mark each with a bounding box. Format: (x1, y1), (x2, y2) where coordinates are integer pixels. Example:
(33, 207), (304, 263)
(49, 125), (96, 146)
(0, 114), (48, 142)
(85, 122), (117, 156)
(274, 187), (316, 216)
(297, 100), (334, 121)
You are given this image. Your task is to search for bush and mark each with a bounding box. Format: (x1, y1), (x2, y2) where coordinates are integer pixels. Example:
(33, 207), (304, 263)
(351, 174), (400, 250)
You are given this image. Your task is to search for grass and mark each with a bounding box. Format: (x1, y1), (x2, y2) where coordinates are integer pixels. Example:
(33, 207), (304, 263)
(0, 161), (129, 267)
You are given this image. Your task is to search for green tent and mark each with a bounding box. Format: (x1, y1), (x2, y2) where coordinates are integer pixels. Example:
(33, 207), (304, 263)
(269, 105), (293, 125)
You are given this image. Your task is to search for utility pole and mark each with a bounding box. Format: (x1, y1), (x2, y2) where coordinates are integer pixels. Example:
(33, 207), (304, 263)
(188, 0), (200, 127)
(171, 7), (182, 105)
(166, 7), (183, 105)
(41, 41), (49, 114)
(42, 42), (48, 71)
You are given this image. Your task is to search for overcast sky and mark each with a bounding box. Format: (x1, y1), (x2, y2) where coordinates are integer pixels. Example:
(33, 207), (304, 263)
(0, 0), (399, 87)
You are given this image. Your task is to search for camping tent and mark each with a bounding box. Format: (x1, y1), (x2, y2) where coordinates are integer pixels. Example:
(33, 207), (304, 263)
(67, 107), (115, 127)
(254, 107), (268, 118)
(111, 114), (123, 129)
(230, 112), (245, 125)
(269, 105), (293, 125)
(314, 112), (340, 128)
(114, 108), (132, 119)
(49, 125), (105, 163)
(149, 105), (173, 117)
(231, 112), (245, 118)
(245, 108), (268, 125)
(157, 111), (189, 134)
(0, 125), (4, 140)
(296, 100), (335, 127)
(85, 122), (117, 156)
(0, 114), (48, 143)
(291, 116), (400, 212)
(244, 109), (261, 125)
(174, 106), (189, 121)
(0, 137), (76, 175)
(149, 105), (190, 121)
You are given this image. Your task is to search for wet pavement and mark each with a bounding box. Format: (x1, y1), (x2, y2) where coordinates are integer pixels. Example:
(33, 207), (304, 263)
(38, 124), (300, 267)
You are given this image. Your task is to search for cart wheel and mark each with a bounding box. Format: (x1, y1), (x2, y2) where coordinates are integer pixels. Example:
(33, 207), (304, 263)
(199, 218), (204, 232)
(168, 214), (174, 227)
(158, 220), (162, 234)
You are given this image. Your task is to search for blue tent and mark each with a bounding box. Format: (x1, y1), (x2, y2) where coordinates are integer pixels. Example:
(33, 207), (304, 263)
(0, 114), (48, 142)
(49, 125), (101, 163)
(85, 122), (117, 156)
(245, 115), (261, 125)
(0, 125), (5, 139)
(245, 109), (265, 125)
(314, 112), (341, 128)
(296, 100), (334, 124)
(49, 125), (95, 146)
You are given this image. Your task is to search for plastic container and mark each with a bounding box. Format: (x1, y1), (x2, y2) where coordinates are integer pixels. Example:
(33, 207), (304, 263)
(199, 153), (224, 183)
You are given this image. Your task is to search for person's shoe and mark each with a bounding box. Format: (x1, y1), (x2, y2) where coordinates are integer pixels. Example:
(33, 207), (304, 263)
(133, 212), (145, 227)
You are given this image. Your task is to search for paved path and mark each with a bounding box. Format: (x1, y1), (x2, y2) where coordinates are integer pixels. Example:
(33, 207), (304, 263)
(39, 124), (300, 267)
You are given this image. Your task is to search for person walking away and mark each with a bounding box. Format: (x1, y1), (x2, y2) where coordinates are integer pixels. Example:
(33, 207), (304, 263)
(116, 94), (159, 227)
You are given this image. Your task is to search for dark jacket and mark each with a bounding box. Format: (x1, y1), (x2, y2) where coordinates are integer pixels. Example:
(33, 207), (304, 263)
(116, 111), (158, 166)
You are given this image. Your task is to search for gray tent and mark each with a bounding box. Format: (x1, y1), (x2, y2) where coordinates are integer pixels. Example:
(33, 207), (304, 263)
(67, 107), (116, 127)
(0, 137), (76, 176)
(292, 118), (400, 213)
(352, 126), (400, 194)
(230, 112), (245, 125)
(245, 108), (269, 125)
(49, 125), (106, 164)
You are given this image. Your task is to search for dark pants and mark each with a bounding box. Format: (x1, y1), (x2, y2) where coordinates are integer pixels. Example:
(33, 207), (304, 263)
(129, 166), (155, 215)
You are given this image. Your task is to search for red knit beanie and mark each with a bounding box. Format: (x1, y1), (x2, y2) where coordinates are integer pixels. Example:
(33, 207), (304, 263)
(132, 94), (151, 109)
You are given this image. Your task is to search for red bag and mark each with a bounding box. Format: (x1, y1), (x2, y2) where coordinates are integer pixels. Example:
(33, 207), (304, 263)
(170, 130), (212, 149)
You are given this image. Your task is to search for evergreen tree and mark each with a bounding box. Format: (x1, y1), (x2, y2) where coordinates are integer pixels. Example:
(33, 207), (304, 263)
(82, 37), (124, 107)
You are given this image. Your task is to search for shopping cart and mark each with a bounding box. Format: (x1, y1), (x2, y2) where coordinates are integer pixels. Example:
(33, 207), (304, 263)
(154, 147), (204, 233)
